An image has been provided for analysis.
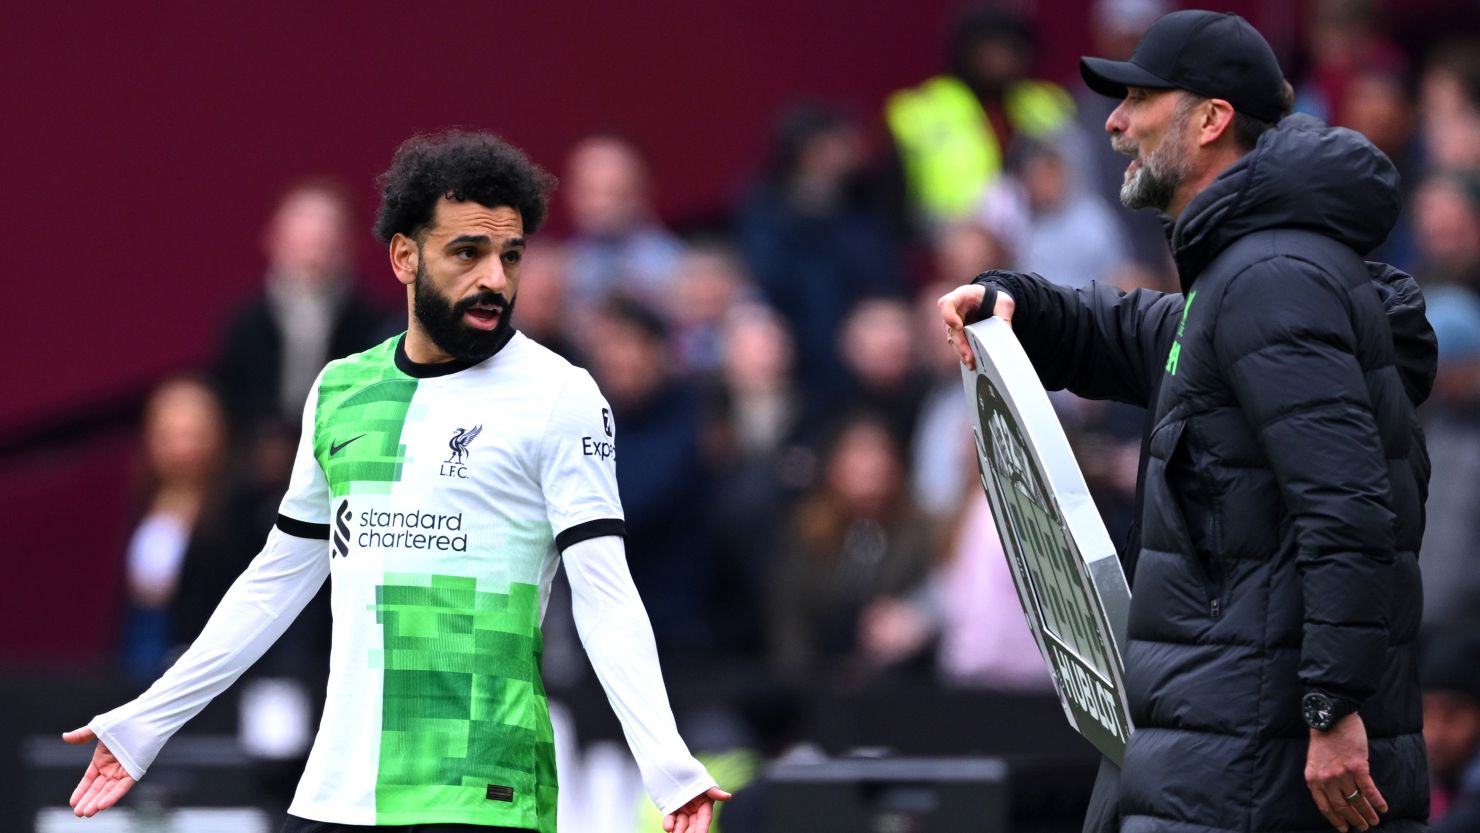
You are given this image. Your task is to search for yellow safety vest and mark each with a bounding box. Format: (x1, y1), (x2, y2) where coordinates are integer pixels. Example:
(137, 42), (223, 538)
(886, 75), (1074, 221)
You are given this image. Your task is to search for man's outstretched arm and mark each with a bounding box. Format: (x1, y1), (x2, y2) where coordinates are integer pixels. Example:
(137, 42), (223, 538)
(66, 524), (329, 816)
(941, 271), (1183, 408)
(564, 535), (729, 833)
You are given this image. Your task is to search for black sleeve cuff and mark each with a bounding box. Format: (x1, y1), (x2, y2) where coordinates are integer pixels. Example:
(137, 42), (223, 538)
(276, 514), (330, 540)
(555, 518), (626, 552)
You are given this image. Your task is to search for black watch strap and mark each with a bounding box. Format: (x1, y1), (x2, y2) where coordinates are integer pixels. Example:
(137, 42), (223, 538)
(1302, 690), (1359, 731)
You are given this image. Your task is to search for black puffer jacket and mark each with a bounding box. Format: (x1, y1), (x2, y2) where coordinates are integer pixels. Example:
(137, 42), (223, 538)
(975, 115), (1436, 833)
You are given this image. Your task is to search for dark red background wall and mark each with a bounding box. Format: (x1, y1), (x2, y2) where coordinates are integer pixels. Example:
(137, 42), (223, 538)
(12, 0), (1451, 666)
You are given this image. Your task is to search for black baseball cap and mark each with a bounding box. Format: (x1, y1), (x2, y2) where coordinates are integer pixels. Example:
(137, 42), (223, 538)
(1080, 10), (1287, 123)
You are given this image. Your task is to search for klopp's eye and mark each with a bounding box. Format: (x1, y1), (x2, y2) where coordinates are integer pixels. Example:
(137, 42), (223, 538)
(503, 251), (522, 265)
(456, 248), (476, 260)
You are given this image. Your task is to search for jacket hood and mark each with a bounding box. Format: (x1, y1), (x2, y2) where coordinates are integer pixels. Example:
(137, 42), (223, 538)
(1171, 114), (1401, 288)
(1369, 262), (1437, 407)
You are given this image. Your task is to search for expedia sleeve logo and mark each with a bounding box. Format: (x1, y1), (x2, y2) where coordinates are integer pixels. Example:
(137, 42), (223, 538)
(583, 408), (616, 461)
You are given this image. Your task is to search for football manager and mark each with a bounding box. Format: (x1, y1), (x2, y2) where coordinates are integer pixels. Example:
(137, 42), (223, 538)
(941, 11), (1435, 833)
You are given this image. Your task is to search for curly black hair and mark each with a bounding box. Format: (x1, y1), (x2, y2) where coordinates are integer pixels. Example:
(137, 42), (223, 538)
(373, 130), (558, 243)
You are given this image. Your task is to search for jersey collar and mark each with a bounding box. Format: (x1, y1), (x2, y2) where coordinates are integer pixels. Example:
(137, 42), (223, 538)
(393, 329), (517, 378)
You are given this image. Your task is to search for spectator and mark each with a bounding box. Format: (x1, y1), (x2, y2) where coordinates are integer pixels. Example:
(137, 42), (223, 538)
(1415, 285), (1480, 634)
(1073, 0), (1174, 274)
(667, 243), (754, 377)
(701, 303), (819, 663)
(214, 179), (391, 451)
(909, 279), (977, 523)
(1294, 0), (1407, 127)
(563, 132), (684, 320)
(736, 102), (905, 396)
(1342, 68), (1422, 269)
(859, 488), (1056, 691)
(885, 7), (1076, 232)
(768, 414), (933, 683)
(1421, 635), (1480, 831)
(977, 136), (1129, 288)
(585, 297), (711, 658)
(1414, 172), (1480, 290)
(1419, 40), (1480, 174)
(120, 377), (227, 681)
(514, 241), (584, 365)
(837, 297), (931, 449)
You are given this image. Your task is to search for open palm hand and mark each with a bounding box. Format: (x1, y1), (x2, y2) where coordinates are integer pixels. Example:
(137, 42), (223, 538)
(63, 727), (136, 817)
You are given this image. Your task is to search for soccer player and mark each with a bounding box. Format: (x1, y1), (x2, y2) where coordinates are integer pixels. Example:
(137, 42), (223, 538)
(64, 131), (729, 833)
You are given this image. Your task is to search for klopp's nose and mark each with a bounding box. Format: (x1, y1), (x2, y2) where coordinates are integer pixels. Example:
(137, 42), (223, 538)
(1105, 101), (1128, 136)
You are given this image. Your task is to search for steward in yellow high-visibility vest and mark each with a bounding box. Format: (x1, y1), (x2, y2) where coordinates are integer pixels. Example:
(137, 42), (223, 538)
(887, 73), (1074, 224)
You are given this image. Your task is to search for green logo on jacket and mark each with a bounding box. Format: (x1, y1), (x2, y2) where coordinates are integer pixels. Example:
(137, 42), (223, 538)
(1165, 290), (1198, 376)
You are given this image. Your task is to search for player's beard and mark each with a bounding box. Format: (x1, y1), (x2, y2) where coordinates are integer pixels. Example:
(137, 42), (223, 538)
(1114, 113), (1194, 212)
(412, 260), (516, 364)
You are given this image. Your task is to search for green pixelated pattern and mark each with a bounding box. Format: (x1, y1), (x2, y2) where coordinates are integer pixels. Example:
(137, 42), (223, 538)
(314, 337), (417, 496)
(372, 573), (557, 830)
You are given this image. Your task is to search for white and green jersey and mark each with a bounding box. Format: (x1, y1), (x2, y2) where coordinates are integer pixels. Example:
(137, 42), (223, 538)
(90, 331), (712, 831)
(285, 331), (625, 828)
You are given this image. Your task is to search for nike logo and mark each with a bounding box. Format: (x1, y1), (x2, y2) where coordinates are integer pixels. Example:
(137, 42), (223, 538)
(329, 434), (367, 456)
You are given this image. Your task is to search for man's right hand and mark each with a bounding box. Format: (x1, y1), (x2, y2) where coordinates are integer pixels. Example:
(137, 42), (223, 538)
(1305, 713), (1386, 833)
(63, 727), (136, 817)
(939, 284), (1015, 369)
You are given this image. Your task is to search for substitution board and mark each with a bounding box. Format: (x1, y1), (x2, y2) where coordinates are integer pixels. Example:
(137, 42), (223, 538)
(959, 318), (1133, 764)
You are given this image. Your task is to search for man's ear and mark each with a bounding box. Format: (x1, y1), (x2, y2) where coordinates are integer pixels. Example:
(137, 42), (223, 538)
(389, 233), (419, 287)
(1198, 98), (1237, 148)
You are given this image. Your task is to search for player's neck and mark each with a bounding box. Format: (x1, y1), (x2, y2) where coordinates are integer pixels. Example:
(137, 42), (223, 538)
(402, 322), (457, 365)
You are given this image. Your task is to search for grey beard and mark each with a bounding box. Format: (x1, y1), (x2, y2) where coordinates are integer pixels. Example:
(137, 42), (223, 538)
(1120, 151), (1184, 212)
(1115, 123), (1193, 213)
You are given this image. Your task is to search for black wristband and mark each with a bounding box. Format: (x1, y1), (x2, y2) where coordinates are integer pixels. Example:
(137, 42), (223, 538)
(969, 278), (1004, 324)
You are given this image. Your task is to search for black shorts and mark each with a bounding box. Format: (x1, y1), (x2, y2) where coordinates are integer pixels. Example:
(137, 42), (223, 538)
(281, 815), (530, 833)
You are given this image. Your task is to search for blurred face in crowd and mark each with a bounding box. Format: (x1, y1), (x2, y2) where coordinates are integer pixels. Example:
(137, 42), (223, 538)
(722, 305), (794, 395)
(964, 36), (1030, 95)
(1022, 148), (1071, 214)
(565, 136), (652, 238)
(1424, 691), (1480, 778)
(1420, 59), (1480, 172)
(391, 198), (525, 363)
(144, 379), (225, 487)
(794, 123), (864, 194)
(826, 420), (903, 518)
(1341, 72), (1413, 156)
(512, 243), (567, 339)
(671, 250), (745, 328)
(590, 314), (667, 408)
(841, 299), (915, 392)
(1107, 87), (1198, 213)
(934, 221), (1010, 282)
(1415, 179), (1480, 283)
(264, 186), (351, 285)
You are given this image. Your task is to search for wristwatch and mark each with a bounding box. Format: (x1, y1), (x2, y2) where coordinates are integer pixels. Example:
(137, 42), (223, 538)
(1302, 690), (1359, 731)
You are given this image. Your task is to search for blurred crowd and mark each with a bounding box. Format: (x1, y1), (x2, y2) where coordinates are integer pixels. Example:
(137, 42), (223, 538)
(112, 0), (1480, 827)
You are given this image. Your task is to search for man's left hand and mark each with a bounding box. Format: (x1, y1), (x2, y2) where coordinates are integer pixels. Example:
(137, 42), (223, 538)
(1305, 713), (1387, 832)
(663, 785), (732, 833)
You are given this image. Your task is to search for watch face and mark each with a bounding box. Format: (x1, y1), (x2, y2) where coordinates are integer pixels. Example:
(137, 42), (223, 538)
(1304, 693), (1334, 730)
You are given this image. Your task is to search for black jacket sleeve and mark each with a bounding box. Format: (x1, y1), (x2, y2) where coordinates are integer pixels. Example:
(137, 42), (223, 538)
(1211, 258), (1395, 703)
(970, 270), (1182, 408)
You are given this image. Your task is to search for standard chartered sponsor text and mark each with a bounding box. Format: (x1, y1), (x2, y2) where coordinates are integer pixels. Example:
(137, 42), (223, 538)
(357, 509), (467, 552)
